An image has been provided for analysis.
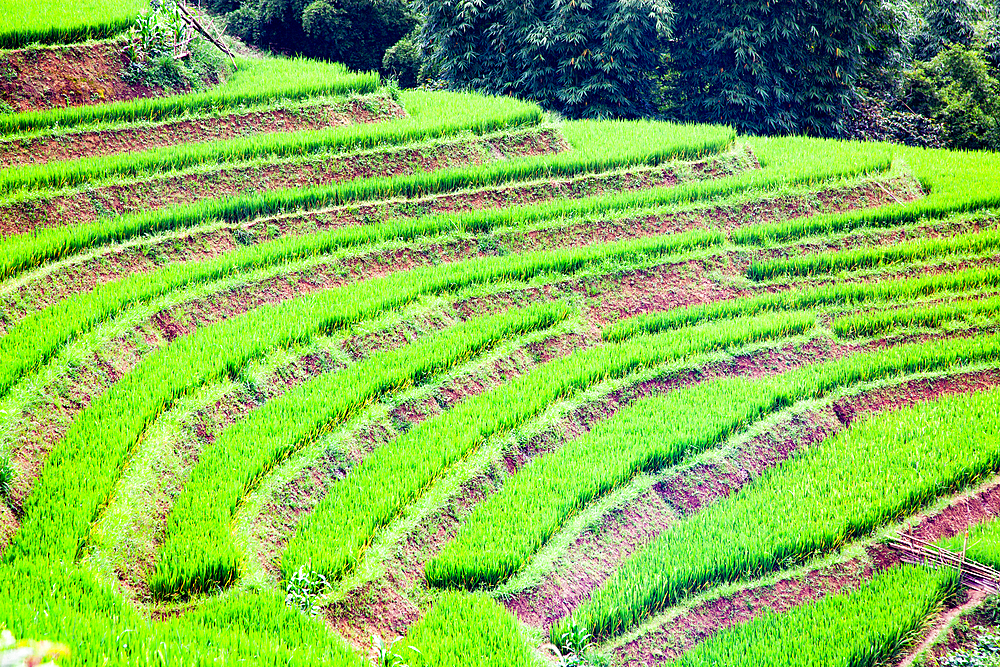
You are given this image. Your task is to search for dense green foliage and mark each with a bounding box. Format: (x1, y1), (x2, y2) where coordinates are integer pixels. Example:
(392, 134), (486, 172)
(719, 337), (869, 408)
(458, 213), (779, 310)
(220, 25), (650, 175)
(666, 0), (879, 136)
(418, 0), (672, 118)
(222, 0), (414, 73)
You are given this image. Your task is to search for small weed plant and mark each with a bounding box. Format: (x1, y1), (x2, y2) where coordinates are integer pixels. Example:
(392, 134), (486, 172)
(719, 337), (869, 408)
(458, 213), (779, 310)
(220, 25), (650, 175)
(941, 631), (1000, 667)
(550, 620), (594, 667)
(283, 566), (328, 616)
(0, 453), (13, 501)
(371, 635), (419, 667)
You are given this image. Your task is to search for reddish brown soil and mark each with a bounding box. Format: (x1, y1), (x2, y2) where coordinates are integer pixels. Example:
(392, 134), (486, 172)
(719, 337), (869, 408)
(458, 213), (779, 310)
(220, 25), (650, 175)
(617, 559), (871, 666)
(606, 370), (1000, 666)
(0, 96), (406, 169)
(0, 127), (566, 237)
(0, 502), (17, 554)
(0, 40), (201, 114)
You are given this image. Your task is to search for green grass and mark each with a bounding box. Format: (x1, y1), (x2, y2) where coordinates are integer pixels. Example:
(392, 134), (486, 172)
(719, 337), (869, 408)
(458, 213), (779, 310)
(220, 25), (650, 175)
(669, 565), (955, 667)
(940, 516), (1000, 568)
(4, 231), (712, 566)
(734, 147), (1000, 246)
(565, 379), (1000, 640)
(280, 311), (816, 582)
(427, 331), (1000, 590)
(833, 293), (1000, 337)
(0, 114), (739, 279)
(0, 559), (365, 666)
(0, 56), (381, 135)
(403, 593), (535, 667)
(604, 264), (1000, 342)
(747, 227), (1000, 280)
(150, 302), (569, 599)
(0, 91), (544, 194)
(0, 0), (147, 48)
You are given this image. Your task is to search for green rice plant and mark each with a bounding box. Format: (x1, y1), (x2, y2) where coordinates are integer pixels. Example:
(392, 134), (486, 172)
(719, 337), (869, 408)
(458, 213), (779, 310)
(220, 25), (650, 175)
(0, 0), (147, 48)
(669, 565), (956, 667)
(833, 293), (1000, 337)
(402, 592), (535, 667)
(3, 231), (713, 567)
(604, 264), (1000, 342)
(0, 221), (717, 403)
(0, 91), (544, 195)
(748, 227), (1000, 280)
(940, 516), (1000, 569)
(564, 381), (1000, 640)
(734, 147), (1000, 246)
(0, 114), (740, 279)
(0, 56), (380, 136)
(279, 310), (817, 582)
(0, 558), (365, 666)
(427, 331), (1000, 589)
(150, 302), (569, 599)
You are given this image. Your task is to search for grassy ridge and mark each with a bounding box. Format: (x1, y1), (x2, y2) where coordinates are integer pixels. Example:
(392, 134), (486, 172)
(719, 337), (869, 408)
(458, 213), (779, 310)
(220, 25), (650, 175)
(0, 91), (544, 194)
(564, 378), (1000, 640)
(0, 56), (381, 135)
(5, 232), (713, 566)
(833, 293), (1000, 337)
(0, 559), (364, 666)
(280, 311), (816, 582)
(0, 116), (737, 279)
(604, 265), (1000, 342)
(669, 565), (955, 667)
(734, 147), (1000, 246)
(150, 303), (569, 599)
(426, 332), (1000, 589)
(747, 227), (1000, 280)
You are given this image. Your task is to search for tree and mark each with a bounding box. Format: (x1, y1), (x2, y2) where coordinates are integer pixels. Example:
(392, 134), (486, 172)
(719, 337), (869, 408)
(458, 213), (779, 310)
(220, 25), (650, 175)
(228, 0), (415, 72)
(418, 0), (673, 118)
(914, 0), (979, 61)
(666, 0), (881, 136)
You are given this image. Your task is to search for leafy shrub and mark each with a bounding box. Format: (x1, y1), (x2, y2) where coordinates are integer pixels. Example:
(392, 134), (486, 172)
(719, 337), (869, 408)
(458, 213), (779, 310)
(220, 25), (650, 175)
(940, 632), (1000, 667)
(230, 0), (414, 73)
(843, 92), (946, 147)
(666, 0), (880, 136)
(382, 28), (423, 88)
(283, 566), (328, 616)
(903, 43), (1000, 149)
(418, 0), (672, 119)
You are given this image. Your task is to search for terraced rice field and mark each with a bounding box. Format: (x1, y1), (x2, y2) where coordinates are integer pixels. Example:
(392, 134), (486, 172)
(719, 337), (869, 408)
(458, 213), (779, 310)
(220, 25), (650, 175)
(3, 36), (1000, 667)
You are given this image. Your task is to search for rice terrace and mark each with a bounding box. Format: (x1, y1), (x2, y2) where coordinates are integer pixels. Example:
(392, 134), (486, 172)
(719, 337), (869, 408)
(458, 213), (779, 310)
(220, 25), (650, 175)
(3, 0), (1000, 664)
